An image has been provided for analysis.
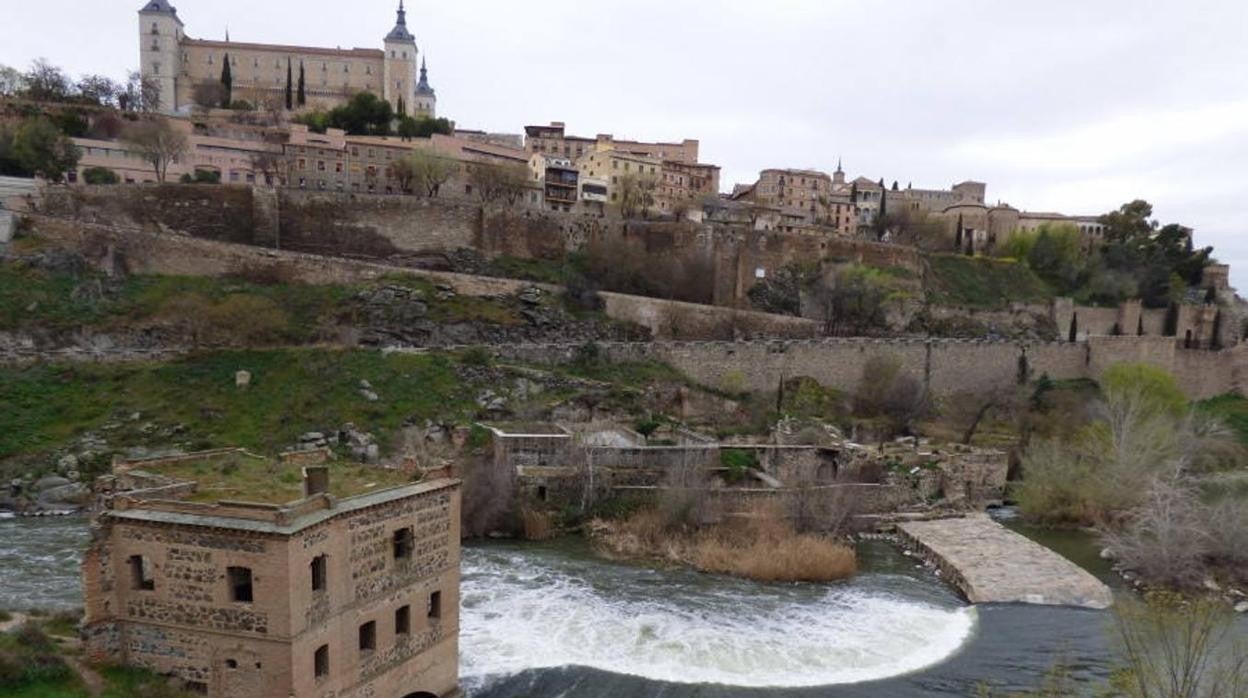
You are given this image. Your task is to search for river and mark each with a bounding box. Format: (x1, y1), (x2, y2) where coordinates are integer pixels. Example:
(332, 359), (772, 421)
(0, 513), (1132, 696)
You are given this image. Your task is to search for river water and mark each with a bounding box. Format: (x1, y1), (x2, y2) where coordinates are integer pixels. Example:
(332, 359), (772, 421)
(0, 515), (1125, 696)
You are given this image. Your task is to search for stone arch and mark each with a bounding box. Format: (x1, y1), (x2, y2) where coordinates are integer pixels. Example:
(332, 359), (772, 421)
(400, 693), (439, 698)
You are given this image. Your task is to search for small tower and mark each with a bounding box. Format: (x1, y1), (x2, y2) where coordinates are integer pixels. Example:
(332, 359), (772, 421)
(414, 58), (437, 119)
(832, 157), (846, 188)
(138, 0), (183, 113)
(383, 0), (419, 116)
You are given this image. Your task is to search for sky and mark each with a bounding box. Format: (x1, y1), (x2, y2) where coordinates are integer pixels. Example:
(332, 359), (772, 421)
(3, 0), (1248, 289)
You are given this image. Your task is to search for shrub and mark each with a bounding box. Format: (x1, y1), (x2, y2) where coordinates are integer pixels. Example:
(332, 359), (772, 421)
(82, 166), (119, 185)
(1100, 479), (1211, 589)
(720, 448), (758, 484)
(853, 355), (929, 436)
(459, 347), (493, 368)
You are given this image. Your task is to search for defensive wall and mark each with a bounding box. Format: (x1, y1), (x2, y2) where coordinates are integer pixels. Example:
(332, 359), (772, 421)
(19, 213), (818, 341)
(14, 207), (1245, 401)
(489, 336), (1247, 401)
(37, 184), (923, 307)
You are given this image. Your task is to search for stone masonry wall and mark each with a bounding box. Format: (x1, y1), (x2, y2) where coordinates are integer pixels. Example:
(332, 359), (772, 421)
(22, 214), (819, 341)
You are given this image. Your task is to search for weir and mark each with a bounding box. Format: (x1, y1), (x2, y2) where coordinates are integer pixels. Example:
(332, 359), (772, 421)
(896, 515), (1113, 609)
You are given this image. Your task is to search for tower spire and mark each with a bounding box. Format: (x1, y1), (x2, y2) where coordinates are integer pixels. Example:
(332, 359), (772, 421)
(386, 0), (415, 42)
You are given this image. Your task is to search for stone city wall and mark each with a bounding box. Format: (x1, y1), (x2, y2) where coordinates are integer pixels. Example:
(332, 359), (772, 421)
(36, 184), (923, 308)
(492, 336), (1241, 400)
(21, 214), (819, 341)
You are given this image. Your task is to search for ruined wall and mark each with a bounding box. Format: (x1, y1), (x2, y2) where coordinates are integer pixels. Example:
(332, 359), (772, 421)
(40, 185), (258, 243)
(277, 190), (481, 258)
(599, 292), (819, 340)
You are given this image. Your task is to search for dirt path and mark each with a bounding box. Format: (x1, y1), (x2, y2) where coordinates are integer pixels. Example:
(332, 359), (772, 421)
(63, 654), (105, 697)
(0, 611), (27, 633)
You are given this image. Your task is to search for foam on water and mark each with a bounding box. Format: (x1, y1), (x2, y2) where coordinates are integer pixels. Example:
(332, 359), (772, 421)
(460, 545), (976, 690)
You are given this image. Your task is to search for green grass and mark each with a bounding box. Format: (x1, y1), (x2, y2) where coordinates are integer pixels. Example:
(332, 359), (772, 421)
(0, 262), (545, 339)
(926, 254), (1054, 309)
(484, 254), (584, 286)
(0, 348), (478, 462)
(156, 454), (414, 504)
(1197, 394), (1248, 444)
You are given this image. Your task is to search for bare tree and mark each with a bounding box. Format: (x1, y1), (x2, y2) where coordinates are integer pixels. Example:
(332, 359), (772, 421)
(469, 160), (530, 206)
(75, 74), (120, 107)
(121, 71), (161, 113)
(385, 155), (418, 193)
(23, 58), (71, 102)
(1112, 592), (1248, 698)
(619, 173), (658, 219)
(121, 119), (188, 183)
(0, 64), (25, 97)
(402, 150), (456, 198)
(191, 81), (227, 110)
(249, 150), (284, 186)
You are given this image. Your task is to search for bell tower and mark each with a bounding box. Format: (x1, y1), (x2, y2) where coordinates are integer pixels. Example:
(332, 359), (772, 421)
(138, 0), (183, 113)
(383, 1), (419, 116)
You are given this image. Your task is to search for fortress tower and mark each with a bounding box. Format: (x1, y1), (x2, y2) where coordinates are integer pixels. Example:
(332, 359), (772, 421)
(414, 58), (437, 118)
(383, 1), (420, 116)
(138, 0), (183, 112)
(136, 1), (435, 116)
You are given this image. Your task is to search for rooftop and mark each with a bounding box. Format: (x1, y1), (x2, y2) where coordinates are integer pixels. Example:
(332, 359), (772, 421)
(121, 450), (414, 505)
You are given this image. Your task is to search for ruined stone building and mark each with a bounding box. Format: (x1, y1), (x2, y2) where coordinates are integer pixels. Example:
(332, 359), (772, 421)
(82, 463), (462, 698)
(140, 0), (436, 118)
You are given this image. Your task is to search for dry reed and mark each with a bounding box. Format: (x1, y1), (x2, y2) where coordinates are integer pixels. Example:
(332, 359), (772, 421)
(593, 502), (857, 583)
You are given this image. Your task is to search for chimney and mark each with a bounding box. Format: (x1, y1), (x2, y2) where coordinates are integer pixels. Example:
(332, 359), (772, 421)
(303, 466), (330, 498)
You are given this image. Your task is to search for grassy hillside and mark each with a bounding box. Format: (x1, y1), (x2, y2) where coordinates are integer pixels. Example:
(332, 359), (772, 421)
(0, 262), (547, 339)
(0, 349), (477, 464)
(925, 254), (1054, 309)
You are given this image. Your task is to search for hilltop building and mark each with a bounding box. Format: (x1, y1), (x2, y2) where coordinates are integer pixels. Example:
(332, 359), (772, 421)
(731, 166), (856, 235)
(139, 1), (436, 118)
(524, 122), (700, 164)
(82, 454), (461, 698)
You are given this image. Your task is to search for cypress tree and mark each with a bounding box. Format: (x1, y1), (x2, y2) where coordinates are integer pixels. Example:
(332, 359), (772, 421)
(1069, 313), (1079, 343)
(397, 96), (406, 117)
(285, 58), (293, 110)
(297, 61), (306, 106)
(220, 53), (233, 107)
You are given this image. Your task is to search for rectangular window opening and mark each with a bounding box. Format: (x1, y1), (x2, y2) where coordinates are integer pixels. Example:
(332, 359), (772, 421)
(311, 555), (327, 593)
(227, 566), (254, 603)
(358, 620), (376, 653)
(314, 644), (329, 679)
(428, 590), (442, 620)
(393, 528), (414, 561)
(129, 555), (155, 591)
(395, 605), (411, 635)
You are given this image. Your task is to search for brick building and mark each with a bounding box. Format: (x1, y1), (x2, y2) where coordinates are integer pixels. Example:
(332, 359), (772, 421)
(82, 462), (462, 698)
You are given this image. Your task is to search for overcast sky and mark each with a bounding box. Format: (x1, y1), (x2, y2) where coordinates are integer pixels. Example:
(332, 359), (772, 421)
(4, 1), (1247, 288)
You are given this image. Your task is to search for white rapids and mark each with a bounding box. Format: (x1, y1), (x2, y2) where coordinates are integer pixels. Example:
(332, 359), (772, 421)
(459, 544), (976, 690)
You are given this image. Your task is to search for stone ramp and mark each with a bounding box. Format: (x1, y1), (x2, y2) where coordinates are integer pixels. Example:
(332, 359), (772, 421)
(897, 514), (1113, 609)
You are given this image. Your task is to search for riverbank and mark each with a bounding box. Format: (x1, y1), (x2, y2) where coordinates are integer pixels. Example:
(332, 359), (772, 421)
(588, 505), (857, 583)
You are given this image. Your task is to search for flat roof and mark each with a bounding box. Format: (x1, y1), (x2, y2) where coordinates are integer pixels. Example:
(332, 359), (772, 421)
(109, 479), (458, 536)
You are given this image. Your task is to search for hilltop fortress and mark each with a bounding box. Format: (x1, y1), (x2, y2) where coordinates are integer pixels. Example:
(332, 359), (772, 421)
(139, 1), (436, 118)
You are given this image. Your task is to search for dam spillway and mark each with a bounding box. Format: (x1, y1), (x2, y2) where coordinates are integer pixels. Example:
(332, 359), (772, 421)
(897, 514), (1113, 609)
